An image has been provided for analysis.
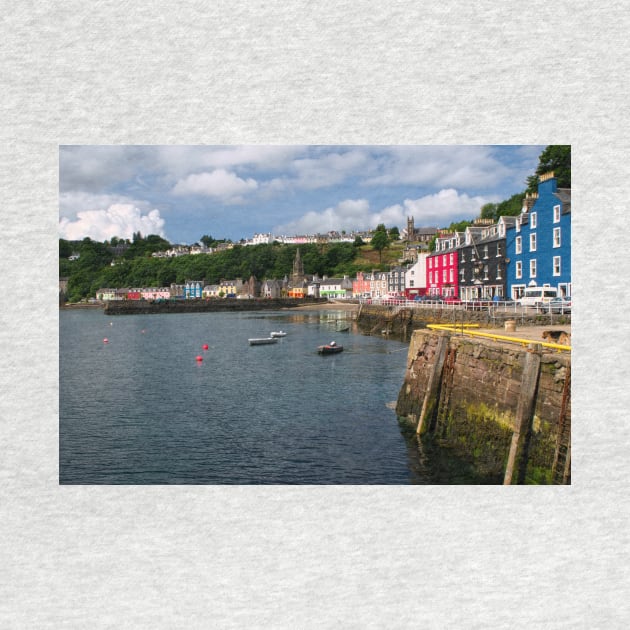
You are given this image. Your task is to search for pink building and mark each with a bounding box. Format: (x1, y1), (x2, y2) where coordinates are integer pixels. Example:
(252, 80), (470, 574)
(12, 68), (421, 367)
(426, 233), (462, 298)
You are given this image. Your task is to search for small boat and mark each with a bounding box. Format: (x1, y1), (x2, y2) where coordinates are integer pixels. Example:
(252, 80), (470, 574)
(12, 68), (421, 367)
(317, 341), (343, 355)
(270, 330), (287, 338)
(248, 337), (278, 346)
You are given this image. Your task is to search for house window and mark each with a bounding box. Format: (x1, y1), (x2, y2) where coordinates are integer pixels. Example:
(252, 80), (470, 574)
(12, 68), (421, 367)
(515, 236), (522, 254)
(531, 212), (537, 228)
(460, 251), (465, 262)
(530, 233), (537, 252)
(460, 269), (465, 281)
(483, 265), (489, 280)
(553, 227), (561, 248)
(530, 259), (537, 278)
(554, 205), (561, 223)
(483, 245), (488, 259)
(553, 256), (561, 276)
(450, 253), (454, 266)
(516, 219), (521, 233)
(442, 269), (447, 282)
(449, 268), (454, 283)
(499, 223), (505, 237)
(496, 264), (502, 280)
(496, 243), (502, 257)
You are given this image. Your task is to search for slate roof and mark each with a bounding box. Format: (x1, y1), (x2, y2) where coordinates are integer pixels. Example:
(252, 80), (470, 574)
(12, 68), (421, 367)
(554, 188), (571, 214)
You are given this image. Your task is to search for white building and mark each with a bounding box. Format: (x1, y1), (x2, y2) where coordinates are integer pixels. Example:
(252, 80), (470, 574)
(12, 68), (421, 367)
(404, 253), (429, 298)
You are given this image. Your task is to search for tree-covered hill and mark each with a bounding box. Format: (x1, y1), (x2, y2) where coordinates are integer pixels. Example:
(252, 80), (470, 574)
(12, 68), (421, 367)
(59, 238), (372, 302)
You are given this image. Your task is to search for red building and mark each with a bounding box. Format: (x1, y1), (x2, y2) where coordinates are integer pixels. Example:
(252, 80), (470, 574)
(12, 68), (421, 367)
(426, 233), (462, 298)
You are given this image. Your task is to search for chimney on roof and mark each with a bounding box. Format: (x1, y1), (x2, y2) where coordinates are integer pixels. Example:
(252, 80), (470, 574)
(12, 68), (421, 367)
(523, 192), (538, 212)
(538, 171), (555, 183)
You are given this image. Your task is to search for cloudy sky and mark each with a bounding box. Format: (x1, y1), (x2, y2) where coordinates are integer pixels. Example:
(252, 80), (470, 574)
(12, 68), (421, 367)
(59, 145), (545, 244)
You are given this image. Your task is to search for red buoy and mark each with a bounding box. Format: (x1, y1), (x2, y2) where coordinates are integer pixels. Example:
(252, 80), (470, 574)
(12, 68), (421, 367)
(202, 344), (209, 350)
(195, 355), (203, 362)
(103, 338), (109, 343)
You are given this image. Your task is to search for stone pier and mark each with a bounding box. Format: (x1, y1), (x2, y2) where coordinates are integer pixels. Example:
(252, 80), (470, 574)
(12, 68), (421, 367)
(396, 329), (571, 484)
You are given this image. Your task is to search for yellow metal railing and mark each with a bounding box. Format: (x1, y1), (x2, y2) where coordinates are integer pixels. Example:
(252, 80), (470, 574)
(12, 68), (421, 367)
(427, 323), (571, 352)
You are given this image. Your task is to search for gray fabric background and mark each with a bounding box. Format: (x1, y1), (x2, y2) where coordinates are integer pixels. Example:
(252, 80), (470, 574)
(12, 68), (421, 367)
(2, 1), (628, 627)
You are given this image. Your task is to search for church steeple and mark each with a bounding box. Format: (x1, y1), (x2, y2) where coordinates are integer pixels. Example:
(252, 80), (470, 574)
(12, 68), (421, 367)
(406, 216), (415, 242)
(292, 247), (304, 284)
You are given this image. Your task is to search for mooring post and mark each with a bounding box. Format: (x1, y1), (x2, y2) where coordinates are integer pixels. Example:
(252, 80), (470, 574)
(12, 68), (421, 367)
(416, 332), (450, 435)
(503, 344), (542, 484)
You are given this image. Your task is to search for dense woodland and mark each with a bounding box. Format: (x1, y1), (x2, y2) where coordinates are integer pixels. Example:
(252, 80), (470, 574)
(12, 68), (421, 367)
(60, 146), (570, 303)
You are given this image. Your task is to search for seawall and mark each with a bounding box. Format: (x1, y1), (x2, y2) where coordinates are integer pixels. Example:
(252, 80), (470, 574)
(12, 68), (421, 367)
(396, 329), (571, 484)
(103, 297), (328, 315)
(356, 303), (570, 339)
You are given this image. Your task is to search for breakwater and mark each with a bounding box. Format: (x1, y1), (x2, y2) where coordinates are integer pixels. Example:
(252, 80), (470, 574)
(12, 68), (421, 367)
(103, 297), (328, 315)
(395, 329), (571, 484)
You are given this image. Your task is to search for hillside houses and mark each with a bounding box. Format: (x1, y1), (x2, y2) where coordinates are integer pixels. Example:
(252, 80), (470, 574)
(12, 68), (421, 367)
(93, 173), (570, 304)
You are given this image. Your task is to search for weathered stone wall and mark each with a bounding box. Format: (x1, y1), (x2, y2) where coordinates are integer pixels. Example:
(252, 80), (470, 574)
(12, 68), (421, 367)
(357, 304), (570, 339)
(396, 329), (571, 484)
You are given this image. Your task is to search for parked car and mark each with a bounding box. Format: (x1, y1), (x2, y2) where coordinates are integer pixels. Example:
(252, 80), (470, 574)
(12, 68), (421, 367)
(548, 297), (571, 314)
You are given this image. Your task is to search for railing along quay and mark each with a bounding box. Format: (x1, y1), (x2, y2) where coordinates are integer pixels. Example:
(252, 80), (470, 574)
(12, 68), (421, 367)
(356, 297), (571, 325)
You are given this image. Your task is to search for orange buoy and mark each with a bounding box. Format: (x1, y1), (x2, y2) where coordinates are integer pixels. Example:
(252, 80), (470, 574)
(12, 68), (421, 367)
(202, 344), (209, 350)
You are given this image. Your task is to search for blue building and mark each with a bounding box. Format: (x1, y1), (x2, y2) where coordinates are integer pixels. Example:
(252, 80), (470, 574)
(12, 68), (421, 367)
(184, 280), (203, 299)
(506, 172), (571, 300)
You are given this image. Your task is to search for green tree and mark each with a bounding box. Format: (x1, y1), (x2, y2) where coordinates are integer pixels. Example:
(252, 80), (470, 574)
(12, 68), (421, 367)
(371, 229), (389, 262)
(59, 239), (73, 258)
(480, 203), (497, 220)
(388, 226), (400, 240)
(447, 219), (473, 232)
(526, 145), (571, 191)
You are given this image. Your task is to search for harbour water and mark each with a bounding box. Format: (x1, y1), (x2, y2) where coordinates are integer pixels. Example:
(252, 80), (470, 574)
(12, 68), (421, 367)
(60, 308), (486, 484)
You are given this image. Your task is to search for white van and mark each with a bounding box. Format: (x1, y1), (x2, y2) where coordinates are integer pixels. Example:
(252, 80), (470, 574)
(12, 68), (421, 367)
(518, 287), (558, 307)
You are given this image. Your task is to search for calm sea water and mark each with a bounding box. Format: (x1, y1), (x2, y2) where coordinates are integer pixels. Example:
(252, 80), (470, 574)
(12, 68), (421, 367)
(60, 308), (484, 484)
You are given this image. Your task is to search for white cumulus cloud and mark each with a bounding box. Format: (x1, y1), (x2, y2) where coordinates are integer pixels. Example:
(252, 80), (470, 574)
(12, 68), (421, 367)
(58, 204), (166, 241)
(400, 189), (497, 225)
(172, 169), (258, 201)
(272, 189), (497, 236)
(273, 199), (371, 235)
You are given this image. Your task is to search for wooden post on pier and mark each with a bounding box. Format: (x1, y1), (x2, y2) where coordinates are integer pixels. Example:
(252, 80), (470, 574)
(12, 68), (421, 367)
(416, 332), (450, 435)
(503, 344), (542, 484)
